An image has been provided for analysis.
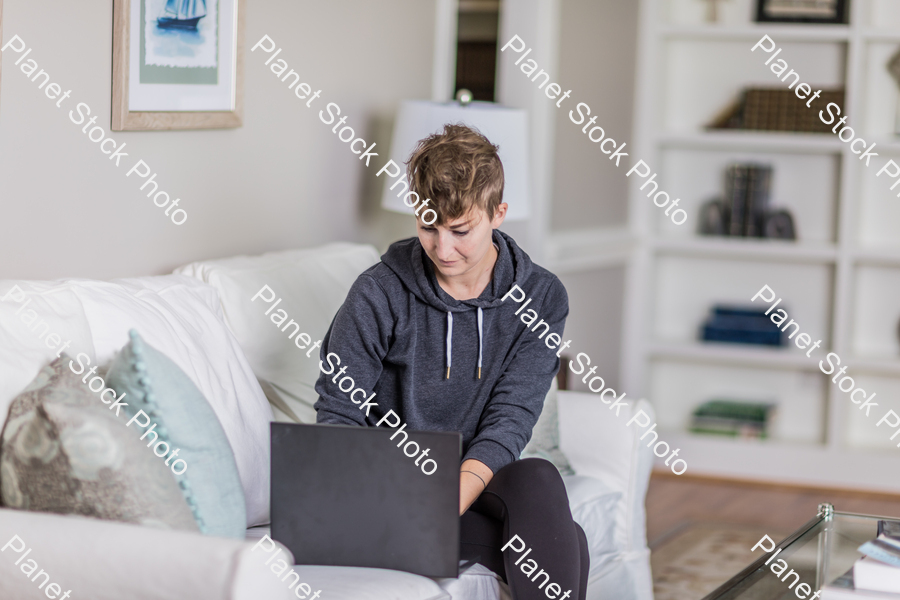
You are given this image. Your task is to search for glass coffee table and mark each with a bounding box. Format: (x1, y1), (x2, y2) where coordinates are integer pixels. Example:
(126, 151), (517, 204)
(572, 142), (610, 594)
(703, 503), (899, 599)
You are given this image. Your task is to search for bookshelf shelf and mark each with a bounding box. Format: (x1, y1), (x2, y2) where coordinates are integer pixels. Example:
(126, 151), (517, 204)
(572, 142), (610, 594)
(853, 248), (900, 265)
(861, 30), (900, 43)
(659, 132), (845, 154)
(872, 140), (900, 152)
(849, 357), (900, 376)
(658, 24), (852, 43)
(662, 429), (822, 449)
(648, 341), (822, 371)
(652, 237), (839, 264)
(655, 431), (900, 493)
(625, 0), (900, 491)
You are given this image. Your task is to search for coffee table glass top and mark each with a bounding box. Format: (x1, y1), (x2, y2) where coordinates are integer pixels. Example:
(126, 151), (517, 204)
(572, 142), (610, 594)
(703, 504), (895, 599)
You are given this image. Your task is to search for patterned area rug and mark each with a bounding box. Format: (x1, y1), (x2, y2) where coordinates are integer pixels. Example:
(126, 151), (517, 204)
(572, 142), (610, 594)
(651, 523), (787, 600)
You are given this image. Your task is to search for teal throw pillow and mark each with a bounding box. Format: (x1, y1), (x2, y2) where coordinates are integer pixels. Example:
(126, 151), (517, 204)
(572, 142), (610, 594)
(105, 330), (247, 538)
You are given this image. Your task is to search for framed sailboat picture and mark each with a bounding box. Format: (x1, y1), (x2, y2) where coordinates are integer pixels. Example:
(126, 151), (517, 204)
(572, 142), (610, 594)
(112, 0), (245, 130)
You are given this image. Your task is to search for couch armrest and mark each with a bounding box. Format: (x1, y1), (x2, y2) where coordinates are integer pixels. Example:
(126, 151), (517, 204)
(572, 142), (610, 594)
(0, 509), (293, 600)
(557, 393), (655, 554)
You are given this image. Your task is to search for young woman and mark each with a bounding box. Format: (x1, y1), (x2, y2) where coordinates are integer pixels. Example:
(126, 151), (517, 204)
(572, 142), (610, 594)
(314, 124), (589, 600)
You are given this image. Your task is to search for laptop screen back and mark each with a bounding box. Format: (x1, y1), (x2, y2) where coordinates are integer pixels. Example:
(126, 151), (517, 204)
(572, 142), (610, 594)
(270, 423), (461, 578)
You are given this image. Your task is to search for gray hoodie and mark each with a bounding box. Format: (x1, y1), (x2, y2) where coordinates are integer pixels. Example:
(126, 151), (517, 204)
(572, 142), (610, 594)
(313, 230), (568, 473)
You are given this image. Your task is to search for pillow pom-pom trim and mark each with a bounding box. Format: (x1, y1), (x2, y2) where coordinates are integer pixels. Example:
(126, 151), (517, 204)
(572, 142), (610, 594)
(126, 329), (206, 534)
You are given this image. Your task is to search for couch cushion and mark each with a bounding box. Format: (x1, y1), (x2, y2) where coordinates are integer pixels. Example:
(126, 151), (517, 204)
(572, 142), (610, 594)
(245, 525), (450, 600)
(246, 526), (452, 600)
(0, 509), (295, 600)
(280, 566), (450, 600)
(0, 277), (273, 527)
(105, 330), (247, 538)
(0, 357), (198, 531)
(175, 243), (380, 423)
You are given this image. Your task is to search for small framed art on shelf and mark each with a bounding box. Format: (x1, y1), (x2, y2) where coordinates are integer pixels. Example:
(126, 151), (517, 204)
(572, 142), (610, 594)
(754, 0), (849, 24)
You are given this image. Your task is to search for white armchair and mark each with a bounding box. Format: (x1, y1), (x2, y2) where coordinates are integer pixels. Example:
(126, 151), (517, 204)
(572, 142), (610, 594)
(559, 393), (655, 600)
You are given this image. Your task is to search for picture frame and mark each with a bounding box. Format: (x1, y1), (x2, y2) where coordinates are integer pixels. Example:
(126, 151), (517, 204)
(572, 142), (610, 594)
(0, 0), (4, 115)
(111, 0), (245, 131)
(755, 0), (849, 24)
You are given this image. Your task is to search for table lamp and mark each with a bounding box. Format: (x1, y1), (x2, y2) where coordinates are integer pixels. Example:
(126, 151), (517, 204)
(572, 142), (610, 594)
(380, 93), (530, 221)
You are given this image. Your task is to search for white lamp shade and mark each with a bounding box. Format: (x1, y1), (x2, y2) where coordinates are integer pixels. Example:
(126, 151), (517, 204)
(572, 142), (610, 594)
(380, 100), (530, 221)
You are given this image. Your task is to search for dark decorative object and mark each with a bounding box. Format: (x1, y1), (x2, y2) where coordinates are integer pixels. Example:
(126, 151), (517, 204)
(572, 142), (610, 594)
(726, 164), (750, 236)
(888, 47), (900, 85)
(709, 88), (846, 133)
(744, 165), (772, 237)
(896, 316), (900, 351)
(755, 0), (849, 24)
(699, 199), (728, 235)
(698, 163), (797, 240)
(764, 210), (797, 240)
(887, 47), (900, 135)
(700, 305), (786, 346)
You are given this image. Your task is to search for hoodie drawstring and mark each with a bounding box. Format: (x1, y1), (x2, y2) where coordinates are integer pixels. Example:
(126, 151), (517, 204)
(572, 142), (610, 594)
(446, 309), (484, 380)
(477, 307), (483, 379)
(446, 312), (453, 379)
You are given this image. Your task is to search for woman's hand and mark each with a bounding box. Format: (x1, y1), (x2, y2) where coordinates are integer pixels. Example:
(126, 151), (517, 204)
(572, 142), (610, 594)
(459, 459), (494, 515)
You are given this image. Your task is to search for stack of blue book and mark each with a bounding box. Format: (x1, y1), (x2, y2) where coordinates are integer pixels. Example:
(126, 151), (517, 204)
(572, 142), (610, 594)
(700, 306), (784, 347)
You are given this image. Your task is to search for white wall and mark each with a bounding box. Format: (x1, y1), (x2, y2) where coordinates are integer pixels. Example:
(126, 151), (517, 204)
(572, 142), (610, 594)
(496, 0), (561, 261)
(558, 267), (625, 392)
(545, 0), (640, 389)
(551, 0), (638, 231)
(0, 0), (435, 280)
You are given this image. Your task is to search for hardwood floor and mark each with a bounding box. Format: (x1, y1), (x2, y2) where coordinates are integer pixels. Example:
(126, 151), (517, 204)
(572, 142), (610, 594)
(646, 470), (900, 548)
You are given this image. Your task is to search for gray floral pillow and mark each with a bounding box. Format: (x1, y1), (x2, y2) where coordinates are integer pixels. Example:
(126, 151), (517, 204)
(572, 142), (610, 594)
(0, 356), (198, 531)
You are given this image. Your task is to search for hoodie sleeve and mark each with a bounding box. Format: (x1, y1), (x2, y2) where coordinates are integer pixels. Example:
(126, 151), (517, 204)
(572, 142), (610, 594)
(314, 272), (394, 426)
(463, 276), (569, 473)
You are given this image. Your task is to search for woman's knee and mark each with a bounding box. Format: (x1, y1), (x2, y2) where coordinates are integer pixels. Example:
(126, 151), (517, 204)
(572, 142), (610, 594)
(493, 458), (566, 493)
(511, 457), (562, 480)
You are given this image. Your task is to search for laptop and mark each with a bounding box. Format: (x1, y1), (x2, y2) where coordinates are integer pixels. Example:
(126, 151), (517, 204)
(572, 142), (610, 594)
(270, 423), (462, 578)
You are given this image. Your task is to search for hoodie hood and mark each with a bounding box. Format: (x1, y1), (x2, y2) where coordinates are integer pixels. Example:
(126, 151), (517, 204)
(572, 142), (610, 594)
(380, 229), (534, 313)
(381, 230), (536, 380)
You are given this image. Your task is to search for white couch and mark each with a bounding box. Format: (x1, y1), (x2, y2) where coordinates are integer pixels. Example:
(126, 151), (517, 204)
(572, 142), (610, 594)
(0, 242), (654, 600)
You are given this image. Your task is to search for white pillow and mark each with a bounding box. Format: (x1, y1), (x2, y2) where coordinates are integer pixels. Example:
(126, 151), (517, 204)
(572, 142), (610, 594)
(0, 282), (96, 430)
(0, 276), (273, 527)
(175, 243), (380, 424)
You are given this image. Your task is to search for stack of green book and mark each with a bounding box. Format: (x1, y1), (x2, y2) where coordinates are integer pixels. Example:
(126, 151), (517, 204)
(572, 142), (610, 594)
(690, 400), (776, 439)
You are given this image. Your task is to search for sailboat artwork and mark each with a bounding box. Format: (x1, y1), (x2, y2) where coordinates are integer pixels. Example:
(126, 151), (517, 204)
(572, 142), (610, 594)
(158, 0), (207, 30)
(143, 0), (218, 70)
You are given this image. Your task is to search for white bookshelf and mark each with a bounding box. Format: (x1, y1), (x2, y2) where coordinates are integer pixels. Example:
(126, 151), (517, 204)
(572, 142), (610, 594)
(621, 0), (900, 491)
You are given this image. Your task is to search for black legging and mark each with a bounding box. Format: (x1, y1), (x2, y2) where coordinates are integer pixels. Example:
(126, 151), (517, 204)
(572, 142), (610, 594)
(460, 458), (590, 600)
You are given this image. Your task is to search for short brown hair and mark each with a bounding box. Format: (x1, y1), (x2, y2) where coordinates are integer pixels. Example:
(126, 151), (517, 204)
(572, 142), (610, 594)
(405, 124), (504, 226)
